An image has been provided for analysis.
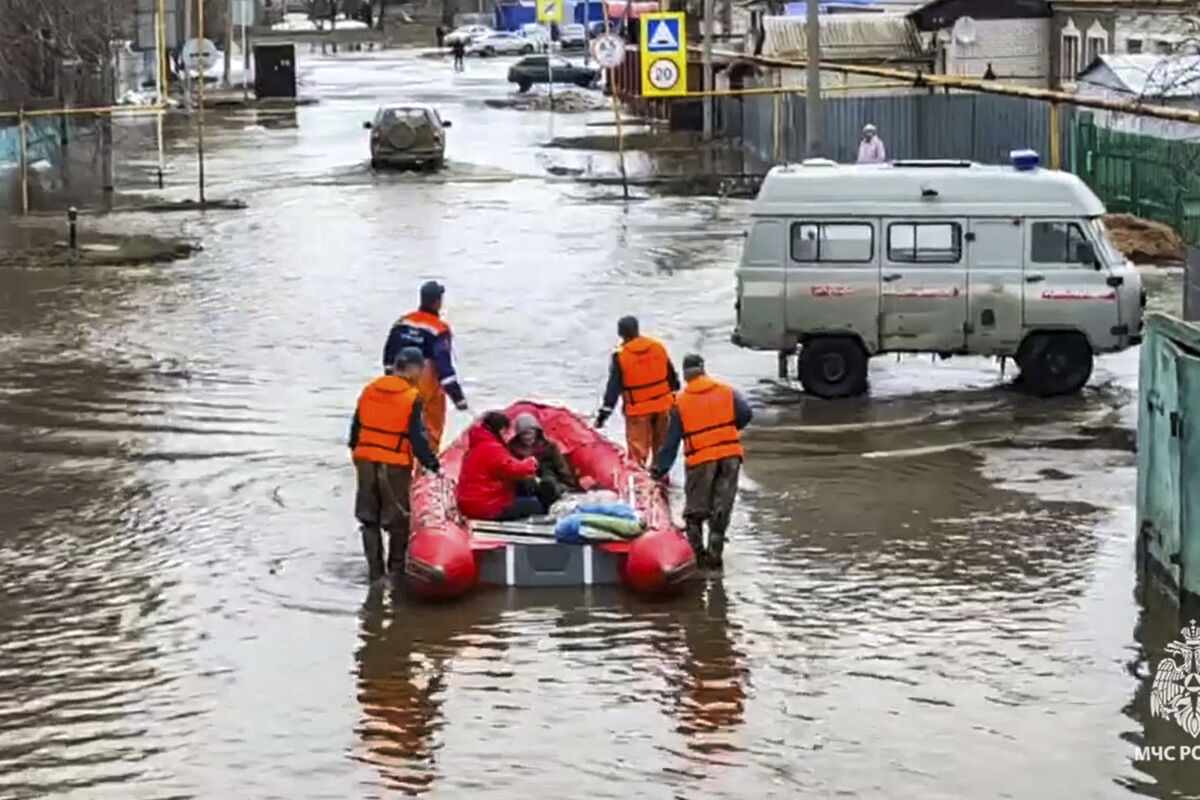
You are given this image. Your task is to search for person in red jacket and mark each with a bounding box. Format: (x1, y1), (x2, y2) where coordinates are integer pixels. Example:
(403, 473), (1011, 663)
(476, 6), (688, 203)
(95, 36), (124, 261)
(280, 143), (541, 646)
(456, 411), (543, 521)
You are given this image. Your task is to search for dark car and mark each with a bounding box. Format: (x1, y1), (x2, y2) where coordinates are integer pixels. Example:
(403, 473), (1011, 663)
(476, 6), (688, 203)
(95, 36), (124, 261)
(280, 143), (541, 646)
(507, 55), (598, 93)
(363, 104), (451, 170)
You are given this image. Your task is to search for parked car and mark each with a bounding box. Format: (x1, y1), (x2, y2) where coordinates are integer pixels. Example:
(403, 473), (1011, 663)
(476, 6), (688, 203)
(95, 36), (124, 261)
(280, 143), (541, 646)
(519, 23), (551, 52)
(444, 24), (493, 45)
(467, 31), (535, 56)
(507, 55), (598, 92)
(559, 23), (587, 49)
(363, 104), (451, 170)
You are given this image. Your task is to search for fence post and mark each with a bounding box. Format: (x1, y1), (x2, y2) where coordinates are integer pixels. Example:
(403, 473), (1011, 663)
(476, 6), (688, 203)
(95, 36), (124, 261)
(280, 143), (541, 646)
(1049, 102), (1061, 170)
(18, 108), (28, 215)
(773, 93), (781, 163)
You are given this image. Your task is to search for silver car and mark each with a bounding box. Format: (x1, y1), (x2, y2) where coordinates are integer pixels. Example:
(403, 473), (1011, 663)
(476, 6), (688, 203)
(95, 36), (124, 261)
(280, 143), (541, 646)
(467, 31), (535, 56)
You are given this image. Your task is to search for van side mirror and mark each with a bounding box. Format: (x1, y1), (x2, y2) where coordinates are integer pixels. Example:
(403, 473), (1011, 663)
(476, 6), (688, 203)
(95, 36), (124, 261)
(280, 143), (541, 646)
(363, 121), (372, 130)
(1075, 241), (1097, 267)
(442, 120), (452, 128)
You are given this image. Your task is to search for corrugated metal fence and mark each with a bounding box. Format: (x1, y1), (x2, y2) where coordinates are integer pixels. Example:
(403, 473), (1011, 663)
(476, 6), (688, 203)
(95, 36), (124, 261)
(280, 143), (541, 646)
(724, 91), (1075, 169)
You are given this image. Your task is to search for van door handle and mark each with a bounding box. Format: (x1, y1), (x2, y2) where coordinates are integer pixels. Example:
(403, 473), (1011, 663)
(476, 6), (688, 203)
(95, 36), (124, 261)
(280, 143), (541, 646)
(882, 273), (903, 283)
(1025, 274), (1045, 283)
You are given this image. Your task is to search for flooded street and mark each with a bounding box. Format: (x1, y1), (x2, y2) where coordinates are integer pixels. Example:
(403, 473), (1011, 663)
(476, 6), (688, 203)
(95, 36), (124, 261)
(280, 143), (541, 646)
(1, 50), (1197, 798)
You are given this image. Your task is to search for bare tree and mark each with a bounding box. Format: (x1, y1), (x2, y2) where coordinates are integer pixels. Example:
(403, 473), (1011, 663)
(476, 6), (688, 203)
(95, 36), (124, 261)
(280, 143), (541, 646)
(0, 0), (139, 108)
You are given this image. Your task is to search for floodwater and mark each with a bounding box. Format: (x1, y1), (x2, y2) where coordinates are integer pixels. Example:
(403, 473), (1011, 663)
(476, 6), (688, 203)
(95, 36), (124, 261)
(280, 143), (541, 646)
(1, 50), (1197, 799)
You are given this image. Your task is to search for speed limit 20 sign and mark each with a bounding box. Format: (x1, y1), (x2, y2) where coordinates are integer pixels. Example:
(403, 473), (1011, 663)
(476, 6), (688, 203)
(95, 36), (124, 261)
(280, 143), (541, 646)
(639, 12), (686, 97)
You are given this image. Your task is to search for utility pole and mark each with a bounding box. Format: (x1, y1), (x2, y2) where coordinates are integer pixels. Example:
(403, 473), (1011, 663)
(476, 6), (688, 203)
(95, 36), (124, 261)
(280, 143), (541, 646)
(101, 0), (116, 194)
(805, 0), (822, 156)
(702, 0), (714, 140)
(197, 0), (208, 202)
(225, 0), (234, 85)
(183, 0), (193, 110)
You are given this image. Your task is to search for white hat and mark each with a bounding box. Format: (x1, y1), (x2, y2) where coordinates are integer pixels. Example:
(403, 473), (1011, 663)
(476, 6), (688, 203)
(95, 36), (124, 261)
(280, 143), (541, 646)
(863, 123), (877, 133)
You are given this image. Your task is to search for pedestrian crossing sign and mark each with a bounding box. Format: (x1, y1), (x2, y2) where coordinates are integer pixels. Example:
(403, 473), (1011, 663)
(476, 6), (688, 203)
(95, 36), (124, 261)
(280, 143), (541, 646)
(645, 16), (681, 53)
(537, 0), (562, 23)
(640, 12), (687, 97)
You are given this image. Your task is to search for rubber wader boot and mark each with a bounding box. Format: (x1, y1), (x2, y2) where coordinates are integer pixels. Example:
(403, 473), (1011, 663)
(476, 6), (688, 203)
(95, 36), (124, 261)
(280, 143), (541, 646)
(362, 525), (386, 582)
(685, 520), (706, 567)
(386, 529), (409, 575)
(707, 529), (726, 571)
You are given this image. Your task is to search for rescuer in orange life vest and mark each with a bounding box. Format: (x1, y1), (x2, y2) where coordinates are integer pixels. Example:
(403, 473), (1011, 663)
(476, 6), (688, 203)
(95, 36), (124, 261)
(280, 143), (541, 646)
(652, 354), (752, 569)
(350, 347), (441, 582)
(594, 316), (681, 469)
(382, 281), (468, 453)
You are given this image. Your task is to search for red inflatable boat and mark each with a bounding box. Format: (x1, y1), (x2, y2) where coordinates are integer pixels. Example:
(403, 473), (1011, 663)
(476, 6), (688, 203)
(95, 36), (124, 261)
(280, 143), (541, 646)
(405, 401), (696, 600)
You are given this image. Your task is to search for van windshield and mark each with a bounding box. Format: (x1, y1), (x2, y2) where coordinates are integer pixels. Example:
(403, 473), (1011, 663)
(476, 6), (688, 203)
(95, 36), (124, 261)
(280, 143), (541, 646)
(1087, 217), (1125, 265)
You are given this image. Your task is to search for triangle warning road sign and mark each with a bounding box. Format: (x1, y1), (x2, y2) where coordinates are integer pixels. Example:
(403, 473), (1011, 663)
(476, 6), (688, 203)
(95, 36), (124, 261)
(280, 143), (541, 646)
(647, 19), (679, 51)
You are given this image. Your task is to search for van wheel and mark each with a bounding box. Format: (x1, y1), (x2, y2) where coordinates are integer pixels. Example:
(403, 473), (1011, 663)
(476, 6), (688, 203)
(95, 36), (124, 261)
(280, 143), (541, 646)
(1017, 332), (1094, 396)
(798, 336), (869, 398)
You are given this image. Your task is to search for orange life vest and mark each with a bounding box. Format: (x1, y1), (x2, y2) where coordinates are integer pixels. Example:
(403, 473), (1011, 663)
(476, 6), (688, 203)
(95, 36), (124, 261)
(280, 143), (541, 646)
(616, 336), (674, 417)
(353, 375), (418, 466)
(677, 375), (744, 467)
(399, 309), (450, 337)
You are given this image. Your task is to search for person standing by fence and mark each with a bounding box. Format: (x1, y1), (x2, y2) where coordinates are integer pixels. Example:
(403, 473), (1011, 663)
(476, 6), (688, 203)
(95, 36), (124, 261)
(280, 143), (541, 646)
(857, 123), (887, 164)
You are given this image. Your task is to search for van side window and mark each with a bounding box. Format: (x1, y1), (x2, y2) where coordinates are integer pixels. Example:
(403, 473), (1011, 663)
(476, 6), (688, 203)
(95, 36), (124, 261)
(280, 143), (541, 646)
(887, 222), (962, 263)
(1031, 221), (1089, 264)
(789, 222), (873, 263)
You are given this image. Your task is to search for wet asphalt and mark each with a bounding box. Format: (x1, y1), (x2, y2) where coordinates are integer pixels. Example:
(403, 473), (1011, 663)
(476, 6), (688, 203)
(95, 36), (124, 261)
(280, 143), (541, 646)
(0, 48), (1196, 799)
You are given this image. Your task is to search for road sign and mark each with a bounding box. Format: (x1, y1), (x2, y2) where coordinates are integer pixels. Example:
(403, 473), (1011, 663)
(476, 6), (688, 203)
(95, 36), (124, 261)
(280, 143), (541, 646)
(639, 12), (686, 97)
(537, 0), (563, 23)
(591, 33), (626, 69)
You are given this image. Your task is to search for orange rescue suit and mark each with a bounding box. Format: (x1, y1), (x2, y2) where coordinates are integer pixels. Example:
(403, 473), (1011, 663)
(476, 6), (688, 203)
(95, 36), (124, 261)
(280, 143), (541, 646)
(677, 376), (745, 467)
(353, 375), (419, 466)
(616, 336), (675, 417)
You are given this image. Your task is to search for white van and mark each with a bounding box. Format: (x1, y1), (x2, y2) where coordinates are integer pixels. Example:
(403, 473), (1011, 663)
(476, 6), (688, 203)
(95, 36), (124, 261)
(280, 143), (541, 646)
(731, 152), (1146, 398)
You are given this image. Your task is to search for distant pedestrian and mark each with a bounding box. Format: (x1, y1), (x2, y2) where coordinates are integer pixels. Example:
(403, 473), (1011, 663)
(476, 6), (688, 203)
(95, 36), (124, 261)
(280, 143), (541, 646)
(856, 123), (887, 164)
(435, 25), (445, 49)
(451, 38), (465, 71)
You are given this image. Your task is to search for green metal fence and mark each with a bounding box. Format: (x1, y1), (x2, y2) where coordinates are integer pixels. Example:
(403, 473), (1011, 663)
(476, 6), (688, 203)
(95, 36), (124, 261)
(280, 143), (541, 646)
(1074, 113), (1200, 245)
(1138, 312), (1200, 603)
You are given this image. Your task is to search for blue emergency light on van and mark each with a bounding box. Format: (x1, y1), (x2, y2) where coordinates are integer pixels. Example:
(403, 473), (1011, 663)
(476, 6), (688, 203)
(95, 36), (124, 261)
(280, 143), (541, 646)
(1010, 149), (1040, 171)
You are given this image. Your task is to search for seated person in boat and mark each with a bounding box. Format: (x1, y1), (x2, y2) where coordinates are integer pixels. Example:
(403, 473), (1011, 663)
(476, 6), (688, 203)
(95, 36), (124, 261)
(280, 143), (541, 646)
(508, 413), (581, 509)
(457, 411), (544, 521)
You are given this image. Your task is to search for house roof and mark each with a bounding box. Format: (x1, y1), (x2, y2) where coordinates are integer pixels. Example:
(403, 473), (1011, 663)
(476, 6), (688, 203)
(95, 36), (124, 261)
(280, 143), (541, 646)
(908, 0), (1051, 31)
(1077, 53), (1200, 97)
(761, 11), (927, 60)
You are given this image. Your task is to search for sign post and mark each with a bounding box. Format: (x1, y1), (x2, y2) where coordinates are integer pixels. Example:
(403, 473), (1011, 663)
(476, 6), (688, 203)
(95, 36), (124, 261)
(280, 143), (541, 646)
(538, 0), (563, 111)
(639, 11), (686, 98)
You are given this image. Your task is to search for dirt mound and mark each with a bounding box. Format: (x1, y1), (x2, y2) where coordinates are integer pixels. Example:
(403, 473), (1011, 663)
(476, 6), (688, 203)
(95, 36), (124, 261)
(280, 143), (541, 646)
(1103, 212), (1186, 265)
(484, 89), (607, 113)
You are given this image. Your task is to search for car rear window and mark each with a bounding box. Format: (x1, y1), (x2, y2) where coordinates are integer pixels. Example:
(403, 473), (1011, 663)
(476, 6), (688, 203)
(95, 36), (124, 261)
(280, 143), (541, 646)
(382, 108), (431, 124)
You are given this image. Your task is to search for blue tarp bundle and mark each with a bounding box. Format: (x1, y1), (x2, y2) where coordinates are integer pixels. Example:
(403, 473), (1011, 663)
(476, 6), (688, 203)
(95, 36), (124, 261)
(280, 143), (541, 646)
(555, 503), (642, 543)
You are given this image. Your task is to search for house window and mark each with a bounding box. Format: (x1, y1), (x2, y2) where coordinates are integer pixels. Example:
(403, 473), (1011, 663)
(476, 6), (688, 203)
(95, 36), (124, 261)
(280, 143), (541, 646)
(1126, 37), (1143, 54)
(1062, 34), (1081, 80)
(1087, 35), (1106, 62)
(1156, 39), (1175, 54)
(887, 223), (963, 264)
(790, 223), (874, 263)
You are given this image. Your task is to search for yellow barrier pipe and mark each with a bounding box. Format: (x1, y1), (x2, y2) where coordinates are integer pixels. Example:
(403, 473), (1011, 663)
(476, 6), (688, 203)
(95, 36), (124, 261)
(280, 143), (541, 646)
(709, 47), (1200, 125)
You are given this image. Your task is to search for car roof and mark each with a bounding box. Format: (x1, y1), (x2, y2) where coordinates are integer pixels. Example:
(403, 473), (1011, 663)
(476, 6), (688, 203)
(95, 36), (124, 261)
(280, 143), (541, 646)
(379, 104), (436, 112)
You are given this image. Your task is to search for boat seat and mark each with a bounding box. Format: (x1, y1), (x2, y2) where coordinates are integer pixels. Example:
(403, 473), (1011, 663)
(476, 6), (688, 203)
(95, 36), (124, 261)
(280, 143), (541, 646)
(469, 517), (559, 544)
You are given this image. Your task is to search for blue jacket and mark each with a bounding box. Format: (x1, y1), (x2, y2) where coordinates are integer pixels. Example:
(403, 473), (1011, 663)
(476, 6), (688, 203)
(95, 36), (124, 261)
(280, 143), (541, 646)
(382, 309), (466, 404)
(654, 386), (752, 476)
